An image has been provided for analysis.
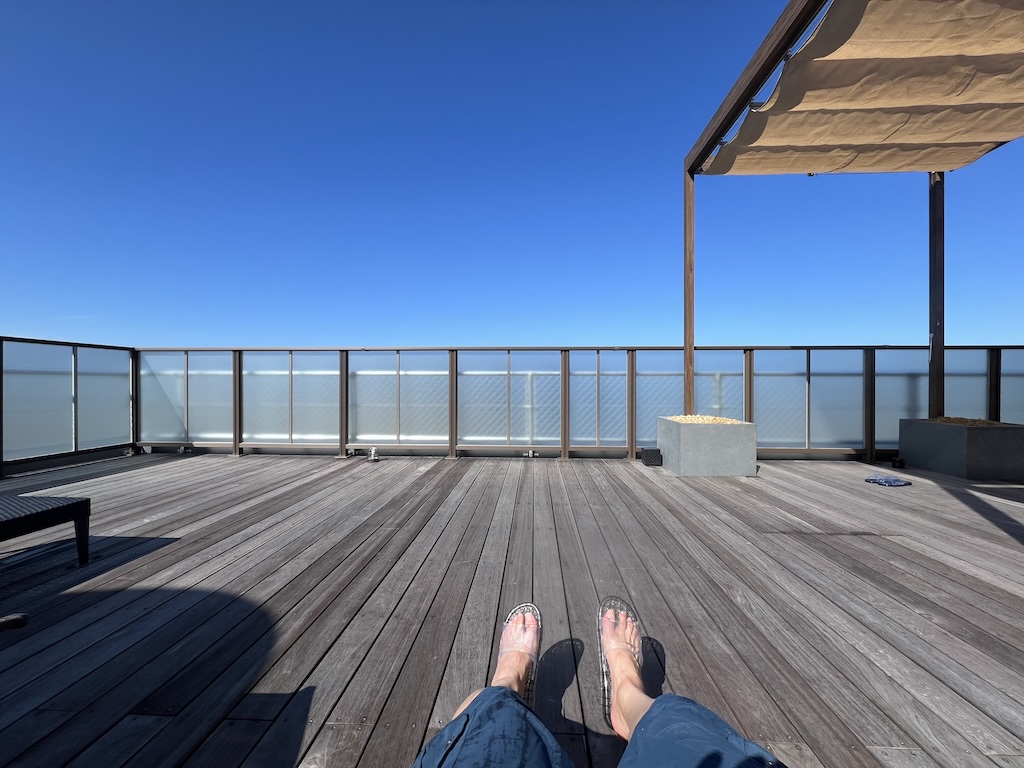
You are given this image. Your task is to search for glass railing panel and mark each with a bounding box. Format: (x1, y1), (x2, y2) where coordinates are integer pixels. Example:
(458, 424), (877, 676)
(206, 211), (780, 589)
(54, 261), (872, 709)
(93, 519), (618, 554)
(458, 351), (508, 445)
(598, 351), (628, 446)
(1001, 349), (1024, 425)
(875, 348), (927, 449)
(810, 350), (863, 449)
(694, 350), (743, 422)
(569, 351), (597, 446)
(635, 350), (684, 447)
(140, 351), (186, 442)
(399, 351), (448, 444)
(945, 349), (988, 419)
(754, 350), (806, 448)
(242, 352), (289, 443)
(292, 352), (340, 444)
(349, 351), (397, 444)
(2, 341), (74, 460)
(78, 347), (131, 449)
(510, 351), (560, 446)
(187, 352), (233, 443)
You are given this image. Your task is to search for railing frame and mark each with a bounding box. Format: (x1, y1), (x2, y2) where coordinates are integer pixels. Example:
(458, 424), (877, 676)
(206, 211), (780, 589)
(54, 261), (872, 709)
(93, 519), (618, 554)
(4, 336), (1024, 474)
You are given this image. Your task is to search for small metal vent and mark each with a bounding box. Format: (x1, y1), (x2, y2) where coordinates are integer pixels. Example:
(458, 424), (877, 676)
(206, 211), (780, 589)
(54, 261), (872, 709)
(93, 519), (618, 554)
(640, 447), (662, 467)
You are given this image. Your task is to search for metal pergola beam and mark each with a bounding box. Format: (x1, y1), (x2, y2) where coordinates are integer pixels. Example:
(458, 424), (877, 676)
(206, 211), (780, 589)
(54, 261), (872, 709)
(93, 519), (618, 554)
(685, 0), (831, 176)
(682, 0), (964, 428)
(683, 0), (830, 414)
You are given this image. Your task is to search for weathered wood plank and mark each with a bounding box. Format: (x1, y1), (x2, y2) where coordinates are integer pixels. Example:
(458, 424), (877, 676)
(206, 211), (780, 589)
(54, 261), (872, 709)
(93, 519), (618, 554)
(424, 460), (518, 740)
(0, 457), (1022, 767)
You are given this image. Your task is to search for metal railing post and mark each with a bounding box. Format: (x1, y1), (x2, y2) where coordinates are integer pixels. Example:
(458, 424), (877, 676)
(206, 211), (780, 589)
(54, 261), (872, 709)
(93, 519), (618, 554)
(72, 346), (80, 453)
(626, 350), (637, 459)
(448, 350), (458, 458)
(131, 348), (140, 450)
(232, 350), (242, 456)
(560, 350), (570, 459)
(183, 351), (190, 445)
(339, 350), (349, 457)
(863, 348), (876, 464)
(988, 348), (1002, 422)
(743, 349), (754, 423)
(805, 349), (812, 449)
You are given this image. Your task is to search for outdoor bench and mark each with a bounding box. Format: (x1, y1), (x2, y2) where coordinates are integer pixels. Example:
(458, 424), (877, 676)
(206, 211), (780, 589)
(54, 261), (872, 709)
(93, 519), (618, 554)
(0, 496), (91, 565)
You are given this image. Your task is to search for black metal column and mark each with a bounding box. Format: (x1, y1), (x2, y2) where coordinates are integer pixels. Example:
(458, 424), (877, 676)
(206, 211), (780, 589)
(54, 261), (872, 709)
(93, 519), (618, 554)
(928, 171), (945, 419)
(988, 348), (1002, 422)
(863, 348), (876, 463)
(684, 170), (696, 415)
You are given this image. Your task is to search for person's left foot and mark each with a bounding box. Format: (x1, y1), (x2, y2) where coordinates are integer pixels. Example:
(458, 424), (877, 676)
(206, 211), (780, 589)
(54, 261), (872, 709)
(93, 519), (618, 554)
(493, 603), (541, 696)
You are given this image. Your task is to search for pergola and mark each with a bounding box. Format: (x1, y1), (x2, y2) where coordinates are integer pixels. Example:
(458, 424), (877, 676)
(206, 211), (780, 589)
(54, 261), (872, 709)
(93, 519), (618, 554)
(683, 0), (1024, 418)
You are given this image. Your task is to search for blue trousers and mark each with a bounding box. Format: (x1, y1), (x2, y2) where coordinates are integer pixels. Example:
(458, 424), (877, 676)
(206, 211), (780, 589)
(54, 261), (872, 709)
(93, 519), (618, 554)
(413, 687), (780, 767)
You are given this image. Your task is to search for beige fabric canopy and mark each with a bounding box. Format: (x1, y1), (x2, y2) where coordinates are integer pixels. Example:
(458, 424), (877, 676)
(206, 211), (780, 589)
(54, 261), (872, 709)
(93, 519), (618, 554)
(702, 0), (1024, 175)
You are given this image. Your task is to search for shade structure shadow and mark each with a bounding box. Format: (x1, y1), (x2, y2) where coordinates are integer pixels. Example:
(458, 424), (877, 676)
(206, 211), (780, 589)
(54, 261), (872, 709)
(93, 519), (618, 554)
(535, 637), (584, 747)
(0, 535), (179, 613)
(0, 587), (309, 767)
(893, 467), (1024, 549)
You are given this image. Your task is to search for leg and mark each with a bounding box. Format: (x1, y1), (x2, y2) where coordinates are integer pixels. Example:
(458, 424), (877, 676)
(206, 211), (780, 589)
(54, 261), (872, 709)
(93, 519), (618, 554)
(602, 601), (779, 767)
(618, 695), (780, 767)
(73, 513), (90, 566)
(452, 603), (540, 718)
(601, 604), (654, 740)
(413, 604), (570, 767)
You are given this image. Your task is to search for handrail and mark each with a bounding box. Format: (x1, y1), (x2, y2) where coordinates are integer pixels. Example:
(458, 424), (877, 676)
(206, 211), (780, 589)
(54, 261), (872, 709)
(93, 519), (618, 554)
(3, 335), (1023, 473)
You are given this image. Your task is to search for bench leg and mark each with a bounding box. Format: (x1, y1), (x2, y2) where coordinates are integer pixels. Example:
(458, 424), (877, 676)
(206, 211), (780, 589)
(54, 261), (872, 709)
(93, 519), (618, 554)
(73, 515), (90, 566)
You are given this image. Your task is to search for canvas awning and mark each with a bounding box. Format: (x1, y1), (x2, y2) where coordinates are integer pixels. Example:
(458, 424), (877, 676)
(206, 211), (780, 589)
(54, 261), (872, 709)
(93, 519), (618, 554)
(683, 0), (1024, 435)
(701, 0), (1024, 175)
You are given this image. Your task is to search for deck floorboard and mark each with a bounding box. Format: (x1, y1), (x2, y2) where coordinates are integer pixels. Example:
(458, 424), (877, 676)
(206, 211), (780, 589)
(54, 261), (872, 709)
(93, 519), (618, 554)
(1, 454), (1023, 767)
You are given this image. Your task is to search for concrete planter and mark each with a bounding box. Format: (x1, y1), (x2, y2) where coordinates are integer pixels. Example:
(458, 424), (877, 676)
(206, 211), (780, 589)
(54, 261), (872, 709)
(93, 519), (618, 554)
(899, 419), (1024, 481)
(656, 417), (757, 477)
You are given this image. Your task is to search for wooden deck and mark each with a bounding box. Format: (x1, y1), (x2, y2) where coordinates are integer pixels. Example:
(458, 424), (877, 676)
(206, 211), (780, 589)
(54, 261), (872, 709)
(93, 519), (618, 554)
(1, 454), (1024, 767)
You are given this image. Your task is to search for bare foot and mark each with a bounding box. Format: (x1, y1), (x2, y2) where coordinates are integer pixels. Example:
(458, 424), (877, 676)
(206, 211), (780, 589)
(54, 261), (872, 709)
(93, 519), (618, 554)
(602, 608), (650, 740)
(493, 607), (540, 695)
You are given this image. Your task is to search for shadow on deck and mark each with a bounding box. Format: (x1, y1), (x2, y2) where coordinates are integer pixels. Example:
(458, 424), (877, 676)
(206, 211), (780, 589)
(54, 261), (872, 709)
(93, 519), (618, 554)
(1, 454), (1022, 767)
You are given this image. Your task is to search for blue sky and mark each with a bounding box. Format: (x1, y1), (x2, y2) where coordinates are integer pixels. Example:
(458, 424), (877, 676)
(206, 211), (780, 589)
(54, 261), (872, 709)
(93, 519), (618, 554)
(2, 1), (1021, 349)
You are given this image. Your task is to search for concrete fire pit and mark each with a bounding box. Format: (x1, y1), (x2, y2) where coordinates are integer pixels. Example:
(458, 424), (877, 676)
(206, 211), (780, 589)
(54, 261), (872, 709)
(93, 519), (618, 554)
(657, 415), (757, 477)
(899, 417), (1024, 481)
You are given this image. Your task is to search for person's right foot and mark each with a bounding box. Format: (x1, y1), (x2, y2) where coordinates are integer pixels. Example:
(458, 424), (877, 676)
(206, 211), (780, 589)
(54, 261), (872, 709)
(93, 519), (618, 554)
(601, 607), (643, 739)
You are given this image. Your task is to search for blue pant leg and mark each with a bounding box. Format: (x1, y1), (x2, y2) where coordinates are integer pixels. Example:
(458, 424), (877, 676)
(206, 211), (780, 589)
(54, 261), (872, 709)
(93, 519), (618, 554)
(618, 694), (781, 768)
(412, 687), (573, 768)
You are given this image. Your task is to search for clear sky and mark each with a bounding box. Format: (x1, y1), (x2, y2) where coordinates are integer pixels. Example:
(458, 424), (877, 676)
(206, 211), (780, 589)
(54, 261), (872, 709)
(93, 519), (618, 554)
(2, 1), (1021, 350)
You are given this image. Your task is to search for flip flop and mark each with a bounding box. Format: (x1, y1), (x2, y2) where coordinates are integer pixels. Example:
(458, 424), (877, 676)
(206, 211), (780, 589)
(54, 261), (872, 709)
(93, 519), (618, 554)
(498, 602), (542, 708)
(598, 595), (643, 729)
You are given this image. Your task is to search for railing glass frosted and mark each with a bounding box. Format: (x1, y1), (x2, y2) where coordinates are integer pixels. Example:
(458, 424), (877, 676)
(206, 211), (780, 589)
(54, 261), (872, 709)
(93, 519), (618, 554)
(754, 350), (807, 449)
(140, 351), (185, 442)
(695, 350), (744, 423)
(3, 340), (131, 461)
(187, 352), (233, 443)
(1003, 350), (1024, 425)
(7, 340), (1024, 469)
(635, 350), (685, 447)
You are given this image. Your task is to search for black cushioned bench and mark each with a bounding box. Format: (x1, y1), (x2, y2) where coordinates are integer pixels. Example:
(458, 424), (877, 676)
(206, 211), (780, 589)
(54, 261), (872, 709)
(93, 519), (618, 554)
(0, 496), (91, 565)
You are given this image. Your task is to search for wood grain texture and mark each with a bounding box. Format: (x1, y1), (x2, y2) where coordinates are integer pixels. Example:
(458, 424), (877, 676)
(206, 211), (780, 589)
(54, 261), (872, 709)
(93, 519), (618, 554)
(1, 455), (1022, 767)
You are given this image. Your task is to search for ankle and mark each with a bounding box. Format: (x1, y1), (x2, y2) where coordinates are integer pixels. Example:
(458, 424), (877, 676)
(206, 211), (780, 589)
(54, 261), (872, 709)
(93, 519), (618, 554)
(492, 649), (531, 693)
